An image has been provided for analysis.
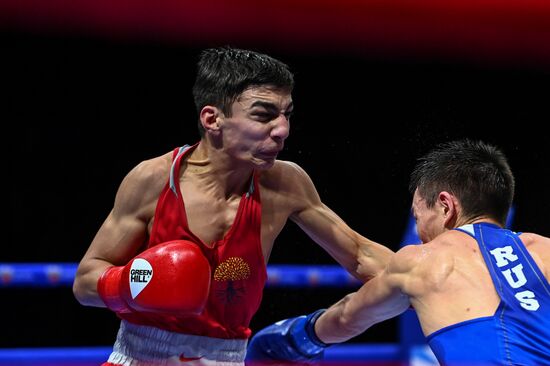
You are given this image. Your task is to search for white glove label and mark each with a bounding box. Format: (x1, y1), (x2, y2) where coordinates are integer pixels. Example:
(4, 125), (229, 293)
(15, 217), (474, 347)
(129, 258), (153, 299)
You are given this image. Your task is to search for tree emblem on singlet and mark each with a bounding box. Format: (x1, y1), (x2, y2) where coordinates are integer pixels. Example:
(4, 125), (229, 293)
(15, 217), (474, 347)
(214, 257), (251, 304)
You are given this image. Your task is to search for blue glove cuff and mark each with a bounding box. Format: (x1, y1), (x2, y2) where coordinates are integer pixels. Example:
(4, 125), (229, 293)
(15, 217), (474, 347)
(290, 309), (329, 357)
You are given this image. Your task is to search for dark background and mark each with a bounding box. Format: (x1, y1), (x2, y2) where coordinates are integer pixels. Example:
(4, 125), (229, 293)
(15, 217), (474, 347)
(3, 1), (550, 348)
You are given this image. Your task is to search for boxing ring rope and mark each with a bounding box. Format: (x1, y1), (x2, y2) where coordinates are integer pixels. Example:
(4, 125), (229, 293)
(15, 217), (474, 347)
(0, 344), (404, 365)
(0, 263), (363, 288)
(0, 345), (404, 364)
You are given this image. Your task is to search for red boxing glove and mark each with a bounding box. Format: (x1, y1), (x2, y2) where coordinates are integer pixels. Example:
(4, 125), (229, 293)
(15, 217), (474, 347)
(97, 240), (211, 315)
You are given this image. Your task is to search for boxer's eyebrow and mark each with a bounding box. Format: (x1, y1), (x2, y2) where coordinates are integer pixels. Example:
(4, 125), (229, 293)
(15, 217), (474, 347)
(249, 101), (294, 114)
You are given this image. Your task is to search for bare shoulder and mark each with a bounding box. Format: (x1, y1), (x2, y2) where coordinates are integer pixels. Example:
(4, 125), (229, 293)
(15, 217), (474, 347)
(261, 159), (309, 185)
(390, 242), (447, 275)
(519, 232), (550, 248)
(274, 159), (305, 172)
(393, 234), (458, 294)
(115, 151), (173, 209)
(518, 232), (550, 259)
(519, 232), (550, 278)
(381, 245), (429, 294)
(260, 160), (316, 196)
(129, 152), (172, 185)
(259, 159), (320, 218)
(390, 245), (425, 273)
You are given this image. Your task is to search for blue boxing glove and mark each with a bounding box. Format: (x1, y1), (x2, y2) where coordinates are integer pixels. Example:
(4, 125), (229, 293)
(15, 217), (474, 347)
(245, 309), (329, 365)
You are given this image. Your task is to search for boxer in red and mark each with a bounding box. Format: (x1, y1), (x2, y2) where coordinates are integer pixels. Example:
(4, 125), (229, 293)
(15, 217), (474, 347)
(73, 46), (394, 365)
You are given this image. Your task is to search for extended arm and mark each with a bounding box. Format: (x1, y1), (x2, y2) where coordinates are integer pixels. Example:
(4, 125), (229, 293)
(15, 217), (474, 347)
(246, 247), (416, 364)
(286, 161), (394, 281)
(315, 253), (411, 343)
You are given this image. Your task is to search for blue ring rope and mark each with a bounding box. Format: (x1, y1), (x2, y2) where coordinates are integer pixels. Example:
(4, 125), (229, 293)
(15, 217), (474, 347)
(0, 344), (402, 364)
(0, 263), (362, 288)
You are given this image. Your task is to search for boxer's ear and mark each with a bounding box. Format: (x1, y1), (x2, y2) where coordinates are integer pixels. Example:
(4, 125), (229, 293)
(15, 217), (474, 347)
(438, 191), (459, 228)
(200, 106), (221, 134)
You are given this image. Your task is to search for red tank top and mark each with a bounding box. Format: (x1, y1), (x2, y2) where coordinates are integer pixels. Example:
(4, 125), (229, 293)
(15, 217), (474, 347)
(120, 144), (267, 339)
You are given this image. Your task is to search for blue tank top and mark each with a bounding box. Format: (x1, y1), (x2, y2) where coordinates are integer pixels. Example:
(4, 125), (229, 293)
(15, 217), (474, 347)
(426, 223), (550, 365)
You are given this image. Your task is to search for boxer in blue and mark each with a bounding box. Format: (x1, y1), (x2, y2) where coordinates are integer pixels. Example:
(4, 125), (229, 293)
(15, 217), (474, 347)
(248, 139), (550, 366)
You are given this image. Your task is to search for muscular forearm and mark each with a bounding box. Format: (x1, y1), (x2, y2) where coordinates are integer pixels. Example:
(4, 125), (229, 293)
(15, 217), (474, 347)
(315, 270), (411, 344)
(314, 293), (364, 344)
(291, 199), (394, 282)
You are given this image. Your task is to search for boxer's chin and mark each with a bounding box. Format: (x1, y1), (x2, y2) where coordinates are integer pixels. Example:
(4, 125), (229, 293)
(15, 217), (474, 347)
(252, 155), (277, 169)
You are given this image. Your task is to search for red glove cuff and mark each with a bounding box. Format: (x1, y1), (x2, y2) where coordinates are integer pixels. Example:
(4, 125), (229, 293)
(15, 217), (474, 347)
(97, 266), (131, 314)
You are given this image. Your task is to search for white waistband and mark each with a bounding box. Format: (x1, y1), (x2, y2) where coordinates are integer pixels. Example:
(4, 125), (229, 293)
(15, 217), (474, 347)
(107, 320), (247, 366)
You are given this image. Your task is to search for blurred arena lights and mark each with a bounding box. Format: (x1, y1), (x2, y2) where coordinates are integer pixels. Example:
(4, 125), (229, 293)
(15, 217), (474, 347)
(1, 0), (550, 69)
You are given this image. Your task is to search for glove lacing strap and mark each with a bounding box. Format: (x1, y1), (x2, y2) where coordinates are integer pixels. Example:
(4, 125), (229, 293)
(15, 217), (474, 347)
(290, 309), (329, 357)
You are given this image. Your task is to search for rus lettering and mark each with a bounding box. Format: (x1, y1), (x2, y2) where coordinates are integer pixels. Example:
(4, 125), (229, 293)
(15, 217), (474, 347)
(489, 245), (540, 311)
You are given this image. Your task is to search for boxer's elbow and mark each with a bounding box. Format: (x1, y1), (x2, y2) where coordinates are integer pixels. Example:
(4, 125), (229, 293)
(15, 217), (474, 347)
(72, 280), (85, 305)
(356, 242), (394, 282)
(72, 265), (106, 307)
(72, 273), (92, 306)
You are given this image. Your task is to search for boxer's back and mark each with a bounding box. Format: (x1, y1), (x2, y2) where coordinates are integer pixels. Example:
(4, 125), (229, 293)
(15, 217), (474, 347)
(425, 223), (550, 365)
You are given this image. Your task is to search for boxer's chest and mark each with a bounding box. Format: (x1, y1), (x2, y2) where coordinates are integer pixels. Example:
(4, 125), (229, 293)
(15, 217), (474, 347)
(182, 189), (243, 247)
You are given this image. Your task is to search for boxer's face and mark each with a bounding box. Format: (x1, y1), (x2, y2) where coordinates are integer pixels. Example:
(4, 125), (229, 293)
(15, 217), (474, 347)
(412, 189), (447, 243)
(220, 85), (293, 169)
